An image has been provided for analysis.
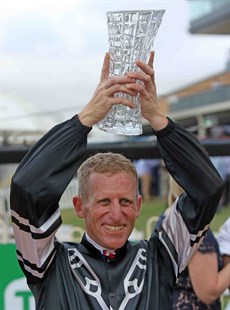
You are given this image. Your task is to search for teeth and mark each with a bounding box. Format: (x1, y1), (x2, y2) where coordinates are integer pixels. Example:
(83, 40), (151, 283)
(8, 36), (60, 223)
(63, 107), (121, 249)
(104, 225), (124, 231)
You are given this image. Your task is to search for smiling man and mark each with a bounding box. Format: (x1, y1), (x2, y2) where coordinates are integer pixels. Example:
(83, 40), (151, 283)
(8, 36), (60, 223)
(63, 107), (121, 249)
(10, 52), (224, 310)
(74, 154), (142, 251)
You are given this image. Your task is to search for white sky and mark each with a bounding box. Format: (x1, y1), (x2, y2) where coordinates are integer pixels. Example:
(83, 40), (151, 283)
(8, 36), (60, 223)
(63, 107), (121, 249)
(1, 0), (230, 132)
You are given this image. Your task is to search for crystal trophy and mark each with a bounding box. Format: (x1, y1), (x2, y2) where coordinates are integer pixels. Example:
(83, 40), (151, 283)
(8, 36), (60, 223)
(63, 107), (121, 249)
(97, 10), (165, 135)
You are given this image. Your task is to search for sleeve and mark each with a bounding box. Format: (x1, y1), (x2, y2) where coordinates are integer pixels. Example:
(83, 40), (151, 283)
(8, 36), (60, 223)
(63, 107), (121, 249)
(153, 118), (224, 277)
(10, 115), (91, 283)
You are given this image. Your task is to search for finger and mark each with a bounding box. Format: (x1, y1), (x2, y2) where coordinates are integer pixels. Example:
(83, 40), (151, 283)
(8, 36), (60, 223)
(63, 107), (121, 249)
(152, 69), (157, 88)
(126, 71), (152, 84)
(108, 97), (135, 109)
(148, 51), (155, 68)
(124, 82), (145, 93)
(104, 76), (136, 89)
(127, 72), (155, 93)
(100, 52), (110, 82)
(106, 84), (138, 97)
(135, 60), (154, 77)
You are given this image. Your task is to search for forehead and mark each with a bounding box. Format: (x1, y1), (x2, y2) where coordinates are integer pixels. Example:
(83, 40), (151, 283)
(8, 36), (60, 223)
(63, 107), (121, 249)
(85, 172), (139, 202)
(88, 171), (137, 187)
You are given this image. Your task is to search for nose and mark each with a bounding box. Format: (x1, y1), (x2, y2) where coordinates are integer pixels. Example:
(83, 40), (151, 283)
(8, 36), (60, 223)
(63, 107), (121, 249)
(109, 201), (123, 222)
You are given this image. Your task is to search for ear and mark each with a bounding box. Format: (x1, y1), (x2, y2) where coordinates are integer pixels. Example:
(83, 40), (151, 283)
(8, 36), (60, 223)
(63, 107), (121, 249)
(136, 195), (142, 218)
(73, 196), (85, 218)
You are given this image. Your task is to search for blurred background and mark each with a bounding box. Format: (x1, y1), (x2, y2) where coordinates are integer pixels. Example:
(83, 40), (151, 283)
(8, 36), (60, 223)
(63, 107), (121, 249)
(1, 0), (230, 308)
(1, 0), (230, 141)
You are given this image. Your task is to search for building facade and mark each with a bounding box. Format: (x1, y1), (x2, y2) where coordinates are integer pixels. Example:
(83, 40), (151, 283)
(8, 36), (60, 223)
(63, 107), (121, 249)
(143, 0), (230, 139)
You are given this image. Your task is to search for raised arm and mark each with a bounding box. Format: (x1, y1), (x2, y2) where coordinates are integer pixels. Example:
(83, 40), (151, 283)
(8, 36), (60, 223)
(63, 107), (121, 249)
(126, 51), (224, 276)
(10, 117), (91, 282)
(126, 51), (223, 230)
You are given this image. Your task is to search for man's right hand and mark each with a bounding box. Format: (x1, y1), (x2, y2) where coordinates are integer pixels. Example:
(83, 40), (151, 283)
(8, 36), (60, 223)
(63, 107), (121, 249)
(78, 53), (138, 127)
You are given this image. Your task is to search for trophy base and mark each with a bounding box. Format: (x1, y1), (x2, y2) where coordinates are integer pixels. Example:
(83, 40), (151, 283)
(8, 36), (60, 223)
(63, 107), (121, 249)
(97, 122), (143, 136)
(97, 103), (143, 136)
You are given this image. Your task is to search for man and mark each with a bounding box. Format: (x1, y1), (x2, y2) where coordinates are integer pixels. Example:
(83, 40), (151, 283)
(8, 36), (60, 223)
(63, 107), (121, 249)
(10, 52), (223, 309)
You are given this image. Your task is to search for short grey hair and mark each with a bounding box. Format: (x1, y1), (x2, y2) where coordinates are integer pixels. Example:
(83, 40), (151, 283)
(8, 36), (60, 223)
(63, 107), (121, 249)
(77, 152), (139, 201)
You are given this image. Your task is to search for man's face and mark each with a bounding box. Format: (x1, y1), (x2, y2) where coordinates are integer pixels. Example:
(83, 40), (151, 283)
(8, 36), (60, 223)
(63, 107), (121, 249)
(73, 171), (142, 250)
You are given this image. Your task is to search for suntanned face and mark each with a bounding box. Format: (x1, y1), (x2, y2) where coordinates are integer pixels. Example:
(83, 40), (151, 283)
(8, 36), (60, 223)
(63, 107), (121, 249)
(73, 171), (142, 250)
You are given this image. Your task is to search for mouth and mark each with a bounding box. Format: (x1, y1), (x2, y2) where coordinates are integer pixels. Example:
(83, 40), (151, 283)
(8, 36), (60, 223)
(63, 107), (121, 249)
(104, 224), (125, 232)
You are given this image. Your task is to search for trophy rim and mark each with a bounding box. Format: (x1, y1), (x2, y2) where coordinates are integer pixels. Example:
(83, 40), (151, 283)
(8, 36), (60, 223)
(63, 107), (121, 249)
(106, 9), (166, 15)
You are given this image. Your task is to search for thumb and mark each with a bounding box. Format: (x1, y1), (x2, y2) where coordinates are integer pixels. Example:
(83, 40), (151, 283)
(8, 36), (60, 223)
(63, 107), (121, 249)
(100, 52), (110, 82)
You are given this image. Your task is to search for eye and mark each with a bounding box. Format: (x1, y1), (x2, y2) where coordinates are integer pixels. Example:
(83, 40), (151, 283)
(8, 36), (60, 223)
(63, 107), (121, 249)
(98, 198), (111, 206)
(120, 198), (132, 206)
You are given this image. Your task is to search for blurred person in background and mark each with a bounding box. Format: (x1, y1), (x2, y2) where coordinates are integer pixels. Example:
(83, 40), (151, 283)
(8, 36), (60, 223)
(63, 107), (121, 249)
(155, 176), (230, 309)
(218, 217), (230, 266)
(218, 217), (230, 310)
(134, 159), (160, 202)
(211, 156), (230, 209)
